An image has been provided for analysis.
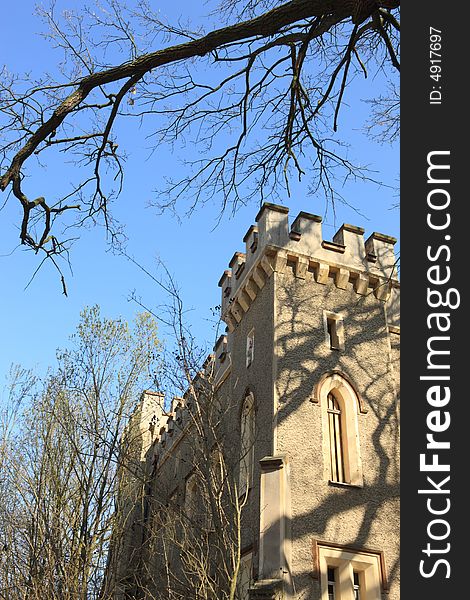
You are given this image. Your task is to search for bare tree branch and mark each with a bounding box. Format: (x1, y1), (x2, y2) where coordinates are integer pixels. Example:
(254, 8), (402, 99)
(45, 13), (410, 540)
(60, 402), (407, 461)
(0, 0), (399, 274)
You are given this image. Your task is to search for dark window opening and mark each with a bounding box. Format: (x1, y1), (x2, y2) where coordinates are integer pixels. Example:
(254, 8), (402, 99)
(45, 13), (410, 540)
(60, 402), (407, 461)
(353, 571), (361, 600)
(327, 567), (336, 600)
(327, 317), (341, 350)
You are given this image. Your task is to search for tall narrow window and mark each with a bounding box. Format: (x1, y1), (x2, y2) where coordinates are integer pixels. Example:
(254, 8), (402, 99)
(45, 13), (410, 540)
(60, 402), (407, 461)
(327, 567), (336, 600)
(238, 551), (253, 600)
(353, 571), (361, 600)
(239, 393), (255, 495)
(318, 373), (364, 487)
(246, 329), (255, 367)
(184, 474), (198, 521)
(210, 448), (224, 489)
(327, 393), (345, 483)
(207, 449), (225, 531)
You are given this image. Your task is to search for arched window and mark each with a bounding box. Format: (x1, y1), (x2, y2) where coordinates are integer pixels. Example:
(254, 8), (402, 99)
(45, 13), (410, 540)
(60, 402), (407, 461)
(184, 473), (198, 520)
(239, 392), (255, 495)
(317, 374), (364, 487)
(327, 392), (345, 483)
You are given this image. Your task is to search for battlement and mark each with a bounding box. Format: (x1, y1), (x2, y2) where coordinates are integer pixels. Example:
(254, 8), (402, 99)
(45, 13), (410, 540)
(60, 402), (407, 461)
(130, 352), (227, 469)
(126, 390), (186, 467)
(129, 202), (399, 468)
(115, 200), (400, 600)
(219, 202), (398, 331)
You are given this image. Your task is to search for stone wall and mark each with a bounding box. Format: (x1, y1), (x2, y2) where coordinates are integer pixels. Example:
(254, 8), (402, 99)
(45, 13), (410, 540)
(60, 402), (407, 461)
(108, 202), (400, 600)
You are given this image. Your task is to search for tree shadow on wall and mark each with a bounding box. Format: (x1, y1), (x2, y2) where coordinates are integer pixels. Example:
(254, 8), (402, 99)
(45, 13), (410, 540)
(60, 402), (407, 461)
(267, 272), (399, 597)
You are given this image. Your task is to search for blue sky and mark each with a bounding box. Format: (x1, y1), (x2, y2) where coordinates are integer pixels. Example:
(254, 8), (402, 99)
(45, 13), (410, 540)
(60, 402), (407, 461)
(0, 1), (399, 387)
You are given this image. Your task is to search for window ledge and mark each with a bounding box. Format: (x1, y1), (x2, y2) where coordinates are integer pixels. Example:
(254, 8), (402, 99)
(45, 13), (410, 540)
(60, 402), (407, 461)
(328, 480), (363, 489)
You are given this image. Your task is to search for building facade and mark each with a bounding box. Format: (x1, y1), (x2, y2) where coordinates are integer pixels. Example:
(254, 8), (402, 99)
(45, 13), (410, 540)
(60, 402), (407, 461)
(107, 202), (400, 600)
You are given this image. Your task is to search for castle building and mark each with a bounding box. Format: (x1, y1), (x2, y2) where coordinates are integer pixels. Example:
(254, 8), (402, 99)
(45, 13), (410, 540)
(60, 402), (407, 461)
(107, 203), (400, 600)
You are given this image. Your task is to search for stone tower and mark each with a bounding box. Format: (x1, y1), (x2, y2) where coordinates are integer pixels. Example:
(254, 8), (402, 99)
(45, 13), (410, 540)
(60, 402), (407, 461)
(108, 202), (400, 600)
(216, 203), (399, 599)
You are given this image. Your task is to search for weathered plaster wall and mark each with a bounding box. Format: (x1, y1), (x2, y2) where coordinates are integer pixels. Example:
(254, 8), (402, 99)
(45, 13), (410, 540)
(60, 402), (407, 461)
(274, 267), (400, 599)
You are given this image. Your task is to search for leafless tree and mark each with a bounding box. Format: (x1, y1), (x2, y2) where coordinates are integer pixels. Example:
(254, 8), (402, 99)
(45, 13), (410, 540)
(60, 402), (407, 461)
(0, 287), (258, 599)
(100, 263), (261, 600)
(122, 371), (255, 600)
(0, 0), (399, 283)
(0, 306), (160, 600)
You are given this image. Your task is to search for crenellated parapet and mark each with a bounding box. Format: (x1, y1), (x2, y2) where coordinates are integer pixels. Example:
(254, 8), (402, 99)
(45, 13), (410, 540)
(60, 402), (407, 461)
(219, 203), (399, 332)
(115, 200), (400, 600)
(130, 202), (399, 472)
(137, 353), (226, 470)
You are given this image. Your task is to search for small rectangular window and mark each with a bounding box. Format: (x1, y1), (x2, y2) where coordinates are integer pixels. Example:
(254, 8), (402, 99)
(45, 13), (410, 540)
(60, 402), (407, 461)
(324, 312), (345, 351)
(327, 318), (340, 349)
(316, 542), (386, 600)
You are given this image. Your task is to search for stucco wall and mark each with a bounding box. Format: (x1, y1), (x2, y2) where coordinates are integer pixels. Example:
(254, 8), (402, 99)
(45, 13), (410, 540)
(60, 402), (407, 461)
(109, 203), (400, 600)
(274, 266), (400, 600)
(226, 274), (276, 561)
